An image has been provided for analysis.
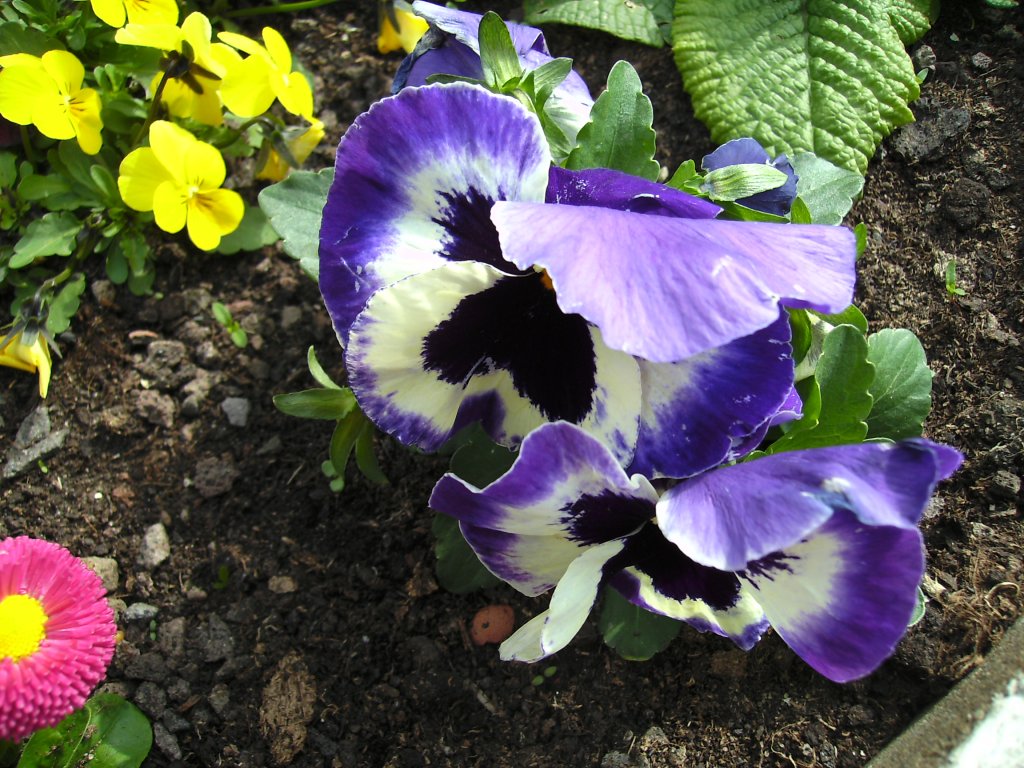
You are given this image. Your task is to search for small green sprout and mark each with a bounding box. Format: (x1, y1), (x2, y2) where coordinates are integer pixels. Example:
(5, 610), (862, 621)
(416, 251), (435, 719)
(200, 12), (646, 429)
(945, 259), (966, 297)
(212, 564), (231, 590)
(530, 666), (558, 686)
(211, 302), (249, 348)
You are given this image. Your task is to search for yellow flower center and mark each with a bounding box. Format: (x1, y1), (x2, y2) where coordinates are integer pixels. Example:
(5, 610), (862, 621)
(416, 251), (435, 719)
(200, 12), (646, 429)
(0, 594), (49, 662)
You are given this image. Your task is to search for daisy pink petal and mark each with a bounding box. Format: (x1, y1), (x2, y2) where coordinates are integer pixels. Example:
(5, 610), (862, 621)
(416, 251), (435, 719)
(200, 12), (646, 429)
(0, 537), (116, 741)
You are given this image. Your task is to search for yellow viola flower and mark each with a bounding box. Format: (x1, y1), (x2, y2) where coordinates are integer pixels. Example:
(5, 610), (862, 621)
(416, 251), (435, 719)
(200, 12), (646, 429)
(0, 50), (103, 155)
(0, 331), (52, 398)
(217, 27), (313, 118)
(378, 5), (428, 55)
(89, 0), (178, 28)
(116, 13), (238, 126)
(256, 118), (325, 182)
(117, 121), (244, 251)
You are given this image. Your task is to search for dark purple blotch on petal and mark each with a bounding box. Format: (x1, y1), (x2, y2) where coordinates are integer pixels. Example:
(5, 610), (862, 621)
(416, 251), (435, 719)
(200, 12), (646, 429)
(422, 273), (597, 423)
(433, 187), (527, 274)
(547, 166), (721, 220)
(561, 489), (654, 545)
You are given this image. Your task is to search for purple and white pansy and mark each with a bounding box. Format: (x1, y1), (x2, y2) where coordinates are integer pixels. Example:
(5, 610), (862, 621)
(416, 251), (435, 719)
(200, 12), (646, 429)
(429, 421), (963, 682)
(393, 1), (594, 146)
(319, 82), (857, 478)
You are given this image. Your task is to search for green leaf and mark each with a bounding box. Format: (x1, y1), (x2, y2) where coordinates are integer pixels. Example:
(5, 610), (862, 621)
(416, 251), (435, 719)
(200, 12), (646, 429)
(46, 272), (85, 334)
(769, 324), (874, 452)
(328, 408), (366, 484)
(908, 584), (927, 626)
(12, 211), (80, 267)
(673, 0), (927, 174)
(18, 693), (152, 768)
(885, 0), (939, 45)
(811, 304), (868, 334)
(0, 151), (16, 188)
(273, 388), (357, 420)
(431, 513), (501, 593)
(524, 0), (673, 47)
(18, 173), (73, 202)
(354, 422), (388, 485)
(701, 163), (789, 201)
(216, 204), (279, 254)
(865, 328), (932, 440)
(527, 57), (573, 100)
(566, 60), (659, 181)
(449, 423), (516, 487)
(0, 20), (62, 56)
(790, 152), (864, 225)
(307, 346), (341, 389)
(89, 163), (120, 206)
(478, 11), (523, 87)
(598, 587), (681, 660)
(258, 167), (334, 281)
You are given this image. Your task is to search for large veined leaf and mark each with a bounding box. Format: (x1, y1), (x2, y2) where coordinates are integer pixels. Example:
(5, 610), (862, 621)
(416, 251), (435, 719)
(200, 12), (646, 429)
(885, 0), (939, 45)
(524, 0), (673, 47)
(673, 0), (934, 174)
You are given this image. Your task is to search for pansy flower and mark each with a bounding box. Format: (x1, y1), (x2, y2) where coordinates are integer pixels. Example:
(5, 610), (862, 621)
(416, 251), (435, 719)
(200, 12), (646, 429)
(217, 27), (313, 118)
(89, 0), (178, 28)
(393, 1), (594, 147)
(702, 138), (798, 216)
(378, 2), (429, 55)
(319, 83), (856, 477)
(118, 121), (244, 251)
(256, 117), (325, 182)
(0, 537), (117, 741)
(430, 422), (962, 681)
(115, 12), (237, 127)
(0, 51), (103, 155)
(0, 329), (51, 398)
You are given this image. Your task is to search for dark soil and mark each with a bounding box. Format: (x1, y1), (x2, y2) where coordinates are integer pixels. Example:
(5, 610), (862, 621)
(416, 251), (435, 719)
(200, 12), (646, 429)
(2, 2), (1022, 766)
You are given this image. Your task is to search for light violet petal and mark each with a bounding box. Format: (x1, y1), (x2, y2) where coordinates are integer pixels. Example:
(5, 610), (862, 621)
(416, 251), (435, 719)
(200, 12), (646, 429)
(740, 507), (925, 682)
(320, 83), (550, 343)
(657, 440), (964, 572)
(629, 312), (794, 478)
(348, 264), (640, 456)
(429, 421), (656, 538)
(491, 202), (856, 362)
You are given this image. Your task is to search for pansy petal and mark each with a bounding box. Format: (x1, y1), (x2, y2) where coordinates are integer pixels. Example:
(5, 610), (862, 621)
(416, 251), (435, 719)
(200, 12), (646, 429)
(459, 525), (585, 596)
(348, 262), (640, 456)
(187, 188), (243, 251)
(118, 147), (171, 211)
(70, 89), (103, 155)
(40, 50), (85, 94)
(546, 166), (720, 219)
(429, 421), (656, 539)
(0, 62), (51, 125)
(114, 22), (183, 51)
(491, 202), (856, 362)
(740, 506), (925, 681)
(219, 54), (275, 117)
(499, 538), (626, 662)
(629, 312), (794, 478)
(261, 26), (292, 71)
(273, 71), (314, 118)
(152, 179), (186, 234)
(147, 120), (196, 181)
(393, 35), (485, 90)
(90, 0), (126, 28)
(124, 0), (178, 26)
(320, 82), (550, 342)
(657, 440), (964, 572)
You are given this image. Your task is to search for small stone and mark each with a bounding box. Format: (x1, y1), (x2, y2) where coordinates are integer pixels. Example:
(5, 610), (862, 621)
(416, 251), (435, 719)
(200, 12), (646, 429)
(193, 454), (240, 498)
(209, 684), (231, 716)
(892, 108), (971, 163)
(82, 557), (119, 592)
(280, 305), (303, 329)
(124, 652), (168, 683)
(221, 397), (251, 427)
(16, 405), (51, 445)
(180, 394), (203, 418)
(942, 179), (991, 230)
(166, 677), (191, 703)
(159, 617), (187, 657)
(135, 390), (176, 428)
(990, 470), (1021, 500)
(195, 340), (221, 368)
(162, 711), (191, 734)
(124, 602), (159, 622)
(138, 523), (171, 568)
(268, 575), (298, 594)
(133, 681), (168, 718)
(153, 723), (182, 760)
(970, 51), (993, 70)
(198, 614), (235, 662)
(91, 279), (117, 308)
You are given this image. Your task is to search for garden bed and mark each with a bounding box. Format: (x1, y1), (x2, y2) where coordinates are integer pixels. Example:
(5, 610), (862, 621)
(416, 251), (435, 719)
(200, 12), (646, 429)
(1, 2), (1021, 766)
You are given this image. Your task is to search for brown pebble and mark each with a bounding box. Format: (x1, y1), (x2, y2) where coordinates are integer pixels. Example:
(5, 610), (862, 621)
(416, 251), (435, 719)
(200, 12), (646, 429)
(470, 605), (515, 646)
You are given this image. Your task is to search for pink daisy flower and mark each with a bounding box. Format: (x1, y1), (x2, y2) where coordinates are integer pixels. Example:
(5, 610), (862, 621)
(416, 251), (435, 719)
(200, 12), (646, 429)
(0, 537), (117, 741)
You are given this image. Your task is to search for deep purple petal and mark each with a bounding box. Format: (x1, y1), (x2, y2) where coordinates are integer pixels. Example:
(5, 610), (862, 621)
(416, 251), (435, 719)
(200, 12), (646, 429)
(657, 440), (964, 572)
(740, 507), (925, 682)
(319, 83), (550, 343)
(394, 33), (484, 90)
(346, 263), (640, 454)
(429, 421), (656, 536)
(546, 166), (721, 219)
(629, 312), (795, 478)
(491, 202), (856, 362)
(702, 138), (798, 216)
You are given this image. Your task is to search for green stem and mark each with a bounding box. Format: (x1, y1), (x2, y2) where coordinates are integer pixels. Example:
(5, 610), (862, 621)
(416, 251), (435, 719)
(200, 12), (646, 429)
(19, 124), (36, 164)
(31, 223), (104, 313)
(211, 116), (270, 149)
(133, 70), (171, 146)
(223, 0), (340, 17)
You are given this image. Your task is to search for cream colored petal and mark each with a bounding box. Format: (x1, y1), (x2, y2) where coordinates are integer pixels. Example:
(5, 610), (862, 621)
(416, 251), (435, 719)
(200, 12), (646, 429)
(273, 71), (313, 119)
(152, 179), (187, 234)
(186, 189), (244, 250)
(219, 55), (274, 117)
(0, 63), (50, 124)
(40, 50), (85, 94)
(261, 26), (292, 72)
(183, 139), (226, 189)
(115, 22), (184, 51)
(90, 0), (127, 27)
(118, 147), (170, 211)
(124, 0), (178, 26)
(70, 88), (104, 154)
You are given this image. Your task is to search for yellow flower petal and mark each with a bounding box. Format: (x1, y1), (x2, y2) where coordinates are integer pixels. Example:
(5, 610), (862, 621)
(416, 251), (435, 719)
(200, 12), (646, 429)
(147, 120), (197, 182)
(69, 88), (103, 154)
(378, 9), (428, 55)
(0, 58), (50, 125)
(118, 147), (171, 211)
(186, 188), (244, 250)
(159, 75), (224, 126)
(31, 93), (76, 141)
(152, 179), (187, 234)
(124, 0), (178, 26)
(273, 71), (313, 118)
(0, 332), (52, 397)
(183, 139), (226, 189)
(40, 50), (85, 94)
(261, 27), (292, 72)
(219, 55), (275, 117)
(115, 22), (184, 51)
(217, 31), (265, 58)
(90, 0), (126, 27)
